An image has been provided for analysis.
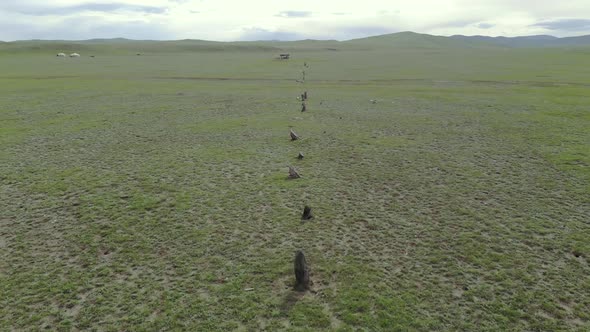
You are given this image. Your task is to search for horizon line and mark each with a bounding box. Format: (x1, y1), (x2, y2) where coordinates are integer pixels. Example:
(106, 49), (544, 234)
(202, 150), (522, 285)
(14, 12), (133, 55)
(2, 31), (590, 43)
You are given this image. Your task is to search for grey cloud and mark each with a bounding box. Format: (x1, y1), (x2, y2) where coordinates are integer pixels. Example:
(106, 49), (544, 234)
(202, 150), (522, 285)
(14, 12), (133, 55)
(421, 18), (486, 31)
(238, 27), (305, 41)
(0, 22), (40, 41)
(477, 23), (495, 29)
(240, 25), (396, 41)
(532, 19), (590, 31)
(275, 11), (312, 18)
(88, 20), (173, 40)
(273, 24), (397, 41)
(11, 3), (167, 16)
(445, 19), (483, 28)
(336, 25), (396, 39)
(0, 15), (174, 41)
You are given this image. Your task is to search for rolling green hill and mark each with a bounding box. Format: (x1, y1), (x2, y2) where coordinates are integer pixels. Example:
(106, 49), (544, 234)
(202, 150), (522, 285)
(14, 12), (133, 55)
(450, 34), (590, 47)
(345, 31), (496, 49)
(2, 31), (590, 56)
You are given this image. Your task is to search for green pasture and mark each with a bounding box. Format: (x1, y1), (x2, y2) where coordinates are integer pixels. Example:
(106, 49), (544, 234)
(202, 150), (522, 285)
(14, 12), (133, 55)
(1, 37), (589, 331)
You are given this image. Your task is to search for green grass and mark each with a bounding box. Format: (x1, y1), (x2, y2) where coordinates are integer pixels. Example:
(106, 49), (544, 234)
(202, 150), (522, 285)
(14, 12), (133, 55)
(0, 40), (589, 331)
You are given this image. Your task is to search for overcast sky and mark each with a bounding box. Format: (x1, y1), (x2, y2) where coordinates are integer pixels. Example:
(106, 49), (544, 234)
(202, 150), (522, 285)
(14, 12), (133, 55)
(1, 0), (590, 41)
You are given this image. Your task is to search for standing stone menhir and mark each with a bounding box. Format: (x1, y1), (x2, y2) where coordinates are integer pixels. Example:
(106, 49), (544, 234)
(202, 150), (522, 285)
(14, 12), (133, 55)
(288, 166), (301, 179)
(301, 205), (313, 220)
(294, 250), (310, 291)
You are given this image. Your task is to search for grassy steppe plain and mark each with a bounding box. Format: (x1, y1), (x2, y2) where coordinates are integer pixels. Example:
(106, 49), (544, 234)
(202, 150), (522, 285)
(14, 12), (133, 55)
(1, 41), (589, 331)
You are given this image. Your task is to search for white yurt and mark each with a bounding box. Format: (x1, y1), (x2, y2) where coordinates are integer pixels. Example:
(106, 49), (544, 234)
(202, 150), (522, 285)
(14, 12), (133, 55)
(69, 53), (80, 57)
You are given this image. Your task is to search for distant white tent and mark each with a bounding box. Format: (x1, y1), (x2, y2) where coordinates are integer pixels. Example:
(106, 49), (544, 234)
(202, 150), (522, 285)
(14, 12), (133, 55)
(56, 53), (66, 57)
(69, 53), (80, 57)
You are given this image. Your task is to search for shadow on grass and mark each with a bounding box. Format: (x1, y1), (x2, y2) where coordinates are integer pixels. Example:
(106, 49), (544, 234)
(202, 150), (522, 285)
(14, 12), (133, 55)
(280, 289), (306, 316)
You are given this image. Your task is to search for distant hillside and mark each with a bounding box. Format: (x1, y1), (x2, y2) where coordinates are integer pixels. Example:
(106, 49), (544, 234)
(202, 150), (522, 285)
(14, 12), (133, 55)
(0, 38), (346, 55)
(449, 34), (590, 47)
(347, 31), (590, 48)
(344, 31), (495, 49)
(1, 32), (590, 55)
(0, 39), (287, 55)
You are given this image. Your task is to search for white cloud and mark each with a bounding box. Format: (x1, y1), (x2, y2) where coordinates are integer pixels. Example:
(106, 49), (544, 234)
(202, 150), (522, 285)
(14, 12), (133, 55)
(0, 0), (589, 41)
